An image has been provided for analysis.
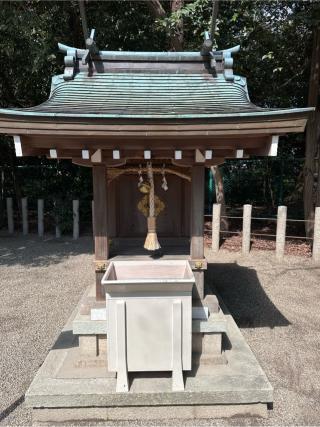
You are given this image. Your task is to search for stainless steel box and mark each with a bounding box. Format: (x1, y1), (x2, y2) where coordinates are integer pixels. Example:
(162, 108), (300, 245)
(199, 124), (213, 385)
(102, 260), (194, 374)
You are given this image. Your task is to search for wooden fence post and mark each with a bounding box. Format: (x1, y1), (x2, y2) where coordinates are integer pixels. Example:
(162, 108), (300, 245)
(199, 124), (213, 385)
(73, 199), (79, 240)
(21, 197), (28, 235)
(312, 206), (320, 262)
(6, 197), (14, 234)
(211, 203), (221, 253)
(37, 199), (44, 237)
(242, 204), (252, 255)
(276, 205), (287, 260)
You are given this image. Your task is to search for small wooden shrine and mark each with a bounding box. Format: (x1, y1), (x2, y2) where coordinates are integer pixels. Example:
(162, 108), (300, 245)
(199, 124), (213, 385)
(0, 32), (312, 423)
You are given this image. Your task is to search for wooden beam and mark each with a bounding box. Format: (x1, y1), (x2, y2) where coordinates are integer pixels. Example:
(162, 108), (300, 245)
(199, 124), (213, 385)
(23, 145), (232, 159)
(172, 157), (225, 168)
(93, 165), (108, 260)
(19, 134), (273, 150)
(0, 118), (308, 137)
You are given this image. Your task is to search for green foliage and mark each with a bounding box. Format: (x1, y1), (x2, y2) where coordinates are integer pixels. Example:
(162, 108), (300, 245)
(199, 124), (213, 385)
(51, 197), (73, 234)
(157, 0), (212, 43)
(221, 156), (304, 209)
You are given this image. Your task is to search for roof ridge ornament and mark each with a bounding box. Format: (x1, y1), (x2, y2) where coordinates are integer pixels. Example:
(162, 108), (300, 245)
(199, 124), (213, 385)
(63, 49), (77, 81)
(220, 45), (240, 81)
(200, 31), (240, 82)
(213, 45), (240, 82)
(201, 31), (213, 56)
(82, 29), (99, 65)
(59, 29), (99, 81)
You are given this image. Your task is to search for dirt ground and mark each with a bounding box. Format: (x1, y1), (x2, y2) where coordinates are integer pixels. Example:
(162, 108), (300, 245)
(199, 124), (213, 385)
(0, 235), (320, 426)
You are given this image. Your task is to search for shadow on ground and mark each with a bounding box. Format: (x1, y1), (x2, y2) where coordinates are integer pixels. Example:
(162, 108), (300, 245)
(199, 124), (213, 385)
(0, 235), (93, 267)
(0, 396), (25, 424)
(206, 262), (290, 329)
(52, 330), (78, 350)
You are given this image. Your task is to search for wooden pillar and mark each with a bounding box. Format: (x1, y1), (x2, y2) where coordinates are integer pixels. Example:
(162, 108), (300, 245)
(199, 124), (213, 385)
(92, 165), (108, 300)
(91, 200), (95, 237)
(191, 165), (205, 259)
(190, 165), (205, 300)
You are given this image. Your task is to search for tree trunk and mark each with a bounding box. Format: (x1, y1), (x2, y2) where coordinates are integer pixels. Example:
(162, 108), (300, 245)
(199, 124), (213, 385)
(146, 0), (166, 18)
(78, 0), (89, 42)
(210, 0), (219, 40)
(170, 0), (184, 51)
(211, 165), (228, 231)
(146, 0), (183, 50)
(303, 24), (320, 237)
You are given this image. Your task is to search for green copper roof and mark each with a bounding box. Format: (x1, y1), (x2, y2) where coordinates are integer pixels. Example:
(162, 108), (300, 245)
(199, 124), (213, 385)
(12, 72), (261, 117)
(0, 71), (312, 120)
(0, 44), (313, 121)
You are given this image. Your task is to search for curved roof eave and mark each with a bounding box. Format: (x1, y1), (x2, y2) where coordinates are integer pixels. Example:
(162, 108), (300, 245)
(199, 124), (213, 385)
(0, 106), (314, 121)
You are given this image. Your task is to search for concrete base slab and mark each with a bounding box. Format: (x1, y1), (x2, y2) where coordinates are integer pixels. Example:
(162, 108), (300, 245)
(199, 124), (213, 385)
(33, 403), (268, 425)
(56, 339), (115, 379)
(25, 292), (273, 424)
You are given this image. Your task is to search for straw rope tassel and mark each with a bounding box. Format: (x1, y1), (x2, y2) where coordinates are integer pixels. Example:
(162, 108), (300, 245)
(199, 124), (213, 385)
(144, 162), (161, 251)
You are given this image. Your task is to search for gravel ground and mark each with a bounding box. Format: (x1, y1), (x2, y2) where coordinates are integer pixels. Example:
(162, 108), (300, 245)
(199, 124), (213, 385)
(1, 235), (320, 426)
